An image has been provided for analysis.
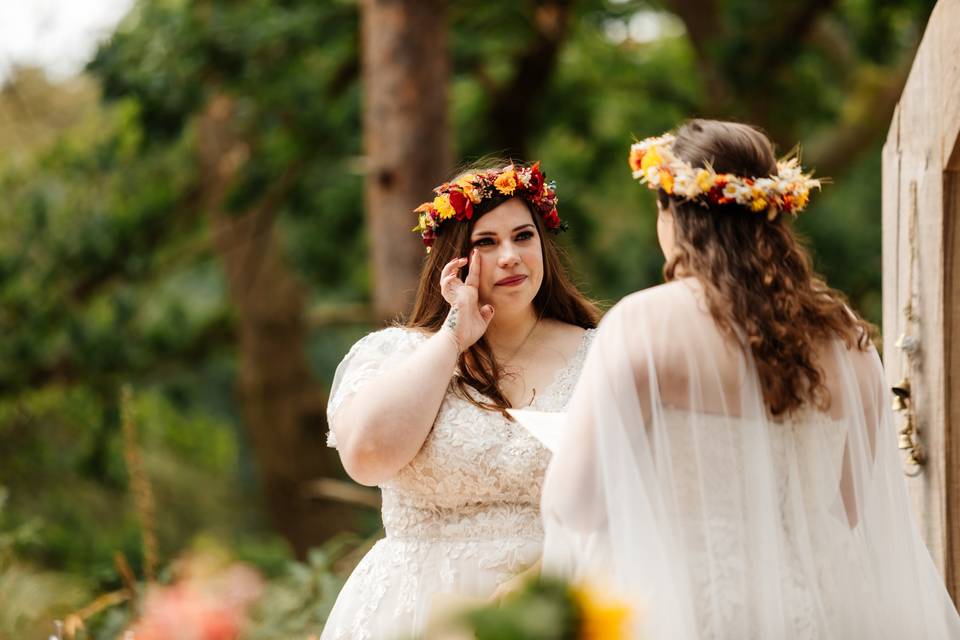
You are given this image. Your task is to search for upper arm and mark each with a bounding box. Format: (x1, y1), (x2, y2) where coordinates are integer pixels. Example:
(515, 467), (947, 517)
(326, 328), (416, 447)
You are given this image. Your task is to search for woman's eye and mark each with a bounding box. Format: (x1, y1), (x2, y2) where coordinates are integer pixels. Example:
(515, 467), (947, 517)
(515, 231), (534, 241)
(473, 238), (494, 247)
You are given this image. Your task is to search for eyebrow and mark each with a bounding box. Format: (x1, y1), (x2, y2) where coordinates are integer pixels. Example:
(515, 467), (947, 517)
(472, 224), (535, 238)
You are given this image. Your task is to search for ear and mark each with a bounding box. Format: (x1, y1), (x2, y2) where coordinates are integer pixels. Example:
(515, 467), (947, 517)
(656, 198), (673, 218)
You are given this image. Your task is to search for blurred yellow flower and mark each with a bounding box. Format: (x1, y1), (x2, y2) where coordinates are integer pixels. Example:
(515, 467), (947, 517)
(434, 195), (455, 220)
(572, 583), (632, 639)
(659, 170), (674, 194)
(640, 146), (662, 172)
(413, 212), (431, 232)
(464, 185), (482, 204)
(695, 168), (712, 191)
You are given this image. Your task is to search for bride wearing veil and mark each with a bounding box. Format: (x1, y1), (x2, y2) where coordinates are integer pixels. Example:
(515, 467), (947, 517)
(539, 120), (960, 638)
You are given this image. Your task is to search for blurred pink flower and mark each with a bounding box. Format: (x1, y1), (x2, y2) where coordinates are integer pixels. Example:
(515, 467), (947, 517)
(126, 555), (264, 640)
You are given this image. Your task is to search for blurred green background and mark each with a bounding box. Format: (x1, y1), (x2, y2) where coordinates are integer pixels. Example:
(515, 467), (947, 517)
(0, 0), (933, 636)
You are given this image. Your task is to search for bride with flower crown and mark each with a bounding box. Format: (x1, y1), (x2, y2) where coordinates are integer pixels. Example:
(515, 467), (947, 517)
(539, 120), (960, 638)
(321, 161), (599, 639)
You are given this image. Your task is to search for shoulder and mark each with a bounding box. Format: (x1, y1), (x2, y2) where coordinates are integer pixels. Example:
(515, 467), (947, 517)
(540, 319), (594, 354)
(542, 318), (590, 339)
(347, 326), (427, 357)
(609, 278), (704, 324)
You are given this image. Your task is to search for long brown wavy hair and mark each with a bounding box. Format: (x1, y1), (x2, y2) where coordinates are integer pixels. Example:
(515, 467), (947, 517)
(406, 162), (600, 414)
(658, 120), (873, 416)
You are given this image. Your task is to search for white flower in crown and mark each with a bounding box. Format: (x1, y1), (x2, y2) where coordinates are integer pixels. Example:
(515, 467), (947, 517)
(672, 172), (697, 198)
(518, 166), (532, 187)
(722, 181), (750, 203)
(777, 159), (804, 180)
(737, 184), (756, 204)
(645, 166), (661, 186)
(753, 177), (776, 192)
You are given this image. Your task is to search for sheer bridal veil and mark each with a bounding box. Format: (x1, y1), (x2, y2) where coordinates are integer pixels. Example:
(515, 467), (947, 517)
(540, 279), (960, 638)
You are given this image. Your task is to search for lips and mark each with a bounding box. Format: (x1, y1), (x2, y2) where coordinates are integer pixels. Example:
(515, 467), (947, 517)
(496, 275), (527, 286)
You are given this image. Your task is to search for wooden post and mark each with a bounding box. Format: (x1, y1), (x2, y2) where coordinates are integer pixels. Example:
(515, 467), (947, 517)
(881, 0), (960, 602)
(362, 0), (452, 319)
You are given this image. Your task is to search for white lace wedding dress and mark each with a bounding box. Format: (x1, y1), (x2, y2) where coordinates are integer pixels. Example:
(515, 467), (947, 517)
(321, 326), (595, 640)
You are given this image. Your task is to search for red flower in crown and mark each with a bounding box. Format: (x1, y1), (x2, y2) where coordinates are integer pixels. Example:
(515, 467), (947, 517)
(422, 227), (436, 248)
(544, 208), (560, 229)
(448, 190), (473, 221)
(526, 162), (544, 194)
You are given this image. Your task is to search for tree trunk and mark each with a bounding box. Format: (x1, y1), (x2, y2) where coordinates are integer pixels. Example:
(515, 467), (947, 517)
(487, 0), (573, 160)
(362, 0), (452, 318)
(198, 95), (352, 556)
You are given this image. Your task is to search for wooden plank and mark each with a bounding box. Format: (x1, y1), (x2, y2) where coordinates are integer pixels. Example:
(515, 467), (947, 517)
(935, 1), (960, 168)
(943, 142), (960, 597)
(881, 106), (901, 369)
(936, 3), (960, 604)
(882, 0), (960, 600)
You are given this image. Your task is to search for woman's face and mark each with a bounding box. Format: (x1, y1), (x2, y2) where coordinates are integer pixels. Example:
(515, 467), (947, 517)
(469, 198), (544, 312)
(656, 199), (677, 261)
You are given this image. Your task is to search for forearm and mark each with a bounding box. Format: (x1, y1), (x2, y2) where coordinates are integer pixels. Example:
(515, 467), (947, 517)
(334, 329), (460, 485)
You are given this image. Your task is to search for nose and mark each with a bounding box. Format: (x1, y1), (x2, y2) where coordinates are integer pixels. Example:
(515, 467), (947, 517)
(497, 241), (521, 268)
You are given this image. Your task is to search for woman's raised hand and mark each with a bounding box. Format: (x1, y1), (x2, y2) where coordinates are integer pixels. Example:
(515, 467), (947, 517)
(439, 249), (495, 352)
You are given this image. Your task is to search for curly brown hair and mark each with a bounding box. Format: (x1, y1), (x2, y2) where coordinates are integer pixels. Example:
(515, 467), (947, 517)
(406, 161), (600, 414)
(658, 119), (873, 416)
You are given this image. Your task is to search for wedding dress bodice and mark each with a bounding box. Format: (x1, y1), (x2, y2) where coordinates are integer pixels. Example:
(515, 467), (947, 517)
(322, 327), (595, 639)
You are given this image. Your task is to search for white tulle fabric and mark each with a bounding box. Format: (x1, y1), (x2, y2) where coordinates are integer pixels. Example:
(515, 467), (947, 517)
(541, 279), (960, 639)
(321, 327), (596, 640)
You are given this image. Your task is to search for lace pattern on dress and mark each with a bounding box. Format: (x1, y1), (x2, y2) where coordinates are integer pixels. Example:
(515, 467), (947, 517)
(669, 409), (848, 639)
(321, 327), (596, 639)
(325, 327), (424, 448)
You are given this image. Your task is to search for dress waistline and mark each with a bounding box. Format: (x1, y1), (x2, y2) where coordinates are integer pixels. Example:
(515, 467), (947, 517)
(381, 498), (543, 541)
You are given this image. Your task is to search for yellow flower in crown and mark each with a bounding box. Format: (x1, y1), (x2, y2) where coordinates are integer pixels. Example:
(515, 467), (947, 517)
(750, 186), (768, 212)
(416, 212), (431, 231)
(456, 174), (482, 204)
(659, 169), (674, 195)
(433, 194), (456, 220)
(640, 146), (663, 173)
(494, 167), (518, 195)
(695, 168), (712, 192)
(572, 583), (632, 639)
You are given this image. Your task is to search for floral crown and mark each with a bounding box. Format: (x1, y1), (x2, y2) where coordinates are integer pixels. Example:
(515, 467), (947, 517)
(412, 162), (565, 251)
(628, 133), (821, 220)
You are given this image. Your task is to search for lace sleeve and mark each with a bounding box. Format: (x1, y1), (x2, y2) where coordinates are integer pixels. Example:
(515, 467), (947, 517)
(325, 327), (422, 448)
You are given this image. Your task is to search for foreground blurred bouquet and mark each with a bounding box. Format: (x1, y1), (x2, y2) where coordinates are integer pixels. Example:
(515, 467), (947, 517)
(124, 553), (264, 640)
(423, 576), (633, 640)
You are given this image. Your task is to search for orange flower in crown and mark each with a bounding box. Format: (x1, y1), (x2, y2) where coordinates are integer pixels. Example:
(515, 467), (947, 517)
(628, 133), (822, 220)
(412, 162), (565, 251)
